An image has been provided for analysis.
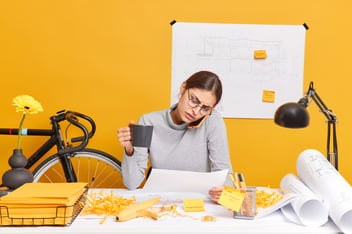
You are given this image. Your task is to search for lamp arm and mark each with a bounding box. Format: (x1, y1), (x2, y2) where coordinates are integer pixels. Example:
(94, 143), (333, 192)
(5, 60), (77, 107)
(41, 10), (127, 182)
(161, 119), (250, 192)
(307, 82), (337, 123)
(306, 82), (338, 170)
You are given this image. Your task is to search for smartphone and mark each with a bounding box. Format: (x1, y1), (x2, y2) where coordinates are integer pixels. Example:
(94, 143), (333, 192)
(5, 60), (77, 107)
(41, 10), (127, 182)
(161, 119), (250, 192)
(188, 109), (213, 129)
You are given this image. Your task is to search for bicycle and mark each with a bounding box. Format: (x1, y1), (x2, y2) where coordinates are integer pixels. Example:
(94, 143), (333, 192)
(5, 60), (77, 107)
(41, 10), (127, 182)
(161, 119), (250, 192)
(0, 110), (123, 189)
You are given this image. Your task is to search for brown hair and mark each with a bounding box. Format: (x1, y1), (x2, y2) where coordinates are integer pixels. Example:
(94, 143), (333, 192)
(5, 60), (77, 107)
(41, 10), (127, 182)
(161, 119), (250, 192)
(185, 71), (222, 105)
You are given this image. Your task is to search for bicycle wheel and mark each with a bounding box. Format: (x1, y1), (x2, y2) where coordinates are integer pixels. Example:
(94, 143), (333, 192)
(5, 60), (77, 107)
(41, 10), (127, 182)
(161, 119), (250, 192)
(32, 148), (125, 188)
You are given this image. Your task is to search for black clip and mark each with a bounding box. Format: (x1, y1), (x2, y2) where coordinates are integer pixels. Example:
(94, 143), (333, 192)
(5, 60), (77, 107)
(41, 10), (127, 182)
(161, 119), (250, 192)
(303, 23), (309, 30)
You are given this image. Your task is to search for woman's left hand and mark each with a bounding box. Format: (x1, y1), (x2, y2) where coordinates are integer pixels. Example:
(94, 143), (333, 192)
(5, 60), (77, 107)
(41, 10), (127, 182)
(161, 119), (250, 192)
(208, 186), (224, 203)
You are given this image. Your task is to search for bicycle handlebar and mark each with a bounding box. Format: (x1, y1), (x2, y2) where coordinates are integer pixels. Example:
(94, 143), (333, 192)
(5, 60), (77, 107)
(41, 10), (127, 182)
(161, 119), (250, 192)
(57, 111), (96, 155)
(69, 111), (96, 142)
(0, 110), (97, 155)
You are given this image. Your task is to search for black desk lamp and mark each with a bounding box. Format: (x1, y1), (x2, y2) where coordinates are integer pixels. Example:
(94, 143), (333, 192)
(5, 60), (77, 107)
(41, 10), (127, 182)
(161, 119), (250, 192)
(274, 81), (338, 170)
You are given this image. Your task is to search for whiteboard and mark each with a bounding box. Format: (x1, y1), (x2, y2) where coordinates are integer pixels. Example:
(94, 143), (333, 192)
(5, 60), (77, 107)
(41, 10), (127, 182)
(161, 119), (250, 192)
(171, 22), (306, 119)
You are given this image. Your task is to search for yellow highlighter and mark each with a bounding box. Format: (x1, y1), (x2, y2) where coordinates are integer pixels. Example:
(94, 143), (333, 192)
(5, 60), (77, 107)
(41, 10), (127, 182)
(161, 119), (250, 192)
(238, 173), (247, 190)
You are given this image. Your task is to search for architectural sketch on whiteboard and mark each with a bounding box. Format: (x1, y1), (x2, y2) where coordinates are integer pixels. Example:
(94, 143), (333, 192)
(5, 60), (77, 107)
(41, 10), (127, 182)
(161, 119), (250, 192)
(171, 22), (306, 119)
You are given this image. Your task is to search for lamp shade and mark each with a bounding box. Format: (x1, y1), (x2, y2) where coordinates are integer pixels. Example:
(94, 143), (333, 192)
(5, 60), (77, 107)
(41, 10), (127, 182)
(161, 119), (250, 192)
(274, 102), (309, 128)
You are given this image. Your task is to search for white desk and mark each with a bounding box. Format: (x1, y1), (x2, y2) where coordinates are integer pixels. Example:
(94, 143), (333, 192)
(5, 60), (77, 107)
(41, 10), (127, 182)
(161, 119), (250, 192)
(0, 189), (342, 234)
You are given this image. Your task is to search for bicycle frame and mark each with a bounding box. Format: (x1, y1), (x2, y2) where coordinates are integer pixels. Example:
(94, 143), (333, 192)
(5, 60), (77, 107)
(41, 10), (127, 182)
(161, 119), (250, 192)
(0, 110), (94, 184)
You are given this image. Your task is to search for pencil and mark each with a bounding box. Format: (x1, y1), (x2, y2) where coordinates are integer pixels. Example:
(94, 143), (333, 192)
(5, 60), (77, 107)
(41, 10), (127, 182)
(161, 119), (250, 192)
(229, 172), (239, 189)
(234, 172), (239, 189)
(228, 173), (236, 188)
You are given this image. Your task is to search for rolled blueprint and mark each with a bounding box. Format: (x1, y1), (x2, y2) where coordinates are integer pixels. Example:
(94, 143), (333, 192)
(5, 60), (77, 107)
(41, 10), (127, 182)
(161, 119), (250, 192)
(280, 173), (328, 227)
(296, 149), (352, 233)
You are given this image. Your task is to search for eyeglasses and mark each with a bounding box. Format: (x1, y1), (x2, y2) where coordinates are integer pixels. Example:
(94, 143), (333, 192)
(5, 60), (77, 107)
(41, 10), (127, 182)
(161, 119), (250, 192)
(187, 89), (213, 115)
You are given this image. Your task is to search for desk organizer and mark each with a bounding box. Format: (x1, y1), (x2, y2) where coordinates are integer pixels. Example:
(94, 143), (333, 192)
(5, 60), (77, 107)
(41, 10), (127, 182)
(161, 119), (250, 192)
(0, 187), (87, 226)
(233, 186), (256, 220)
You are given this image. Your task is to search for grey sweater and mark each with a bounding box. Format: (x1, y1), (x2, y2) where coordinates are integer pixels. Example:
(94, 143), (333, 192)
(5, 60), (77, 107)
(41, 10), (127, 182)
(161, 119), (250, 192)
(121, 104), (233, 189)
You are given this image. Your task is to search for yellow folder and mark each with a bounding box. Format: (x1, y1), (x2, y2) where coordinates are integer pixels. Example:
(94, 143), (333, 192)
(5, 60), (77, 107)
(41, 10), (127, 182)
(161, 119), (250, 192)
(0, 182), (87, 225)
(1, 182), (87, 205)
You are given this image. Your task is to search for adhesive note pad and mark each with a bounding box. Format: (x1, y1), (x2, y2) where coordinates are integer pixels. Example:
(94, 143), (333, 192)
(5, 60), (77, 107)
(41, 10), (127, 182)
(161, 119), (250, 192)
(262, 90), (275, 103)
(218, 186), (246, 212)
(254, 50), (267, 59)
(183, 199), (205, 212)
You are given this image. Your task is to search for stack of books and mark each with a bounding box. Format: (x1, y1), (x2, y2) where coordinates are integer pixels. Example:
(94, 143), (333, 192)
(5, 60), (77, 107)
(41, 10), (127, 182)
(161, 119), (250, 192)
(0, 182), (87, 226)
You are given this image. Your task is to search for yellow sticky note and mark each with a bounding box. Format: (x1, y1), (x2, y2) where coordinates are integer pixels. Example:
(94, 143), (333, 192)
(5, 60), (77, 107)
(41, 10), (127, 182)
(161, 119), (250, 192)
(183, 199), (205, 212)
(254, 50), (267, 59)
(218, 186), (246, 212)
(262, 90), (275, 103)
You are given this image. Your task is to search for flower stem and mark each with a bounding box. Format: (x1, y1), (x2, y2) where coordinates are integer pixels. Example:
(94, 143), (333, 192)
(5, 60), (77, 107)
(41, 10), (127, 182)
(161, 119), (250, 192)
(17, 113), (26, 149)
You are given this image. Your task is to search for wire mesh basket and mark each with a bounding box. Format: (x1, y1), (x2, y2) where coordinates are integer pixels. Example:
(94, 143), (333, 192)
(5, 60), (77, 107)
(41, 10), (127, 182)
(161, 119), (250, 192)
(0, 187), (87, 226)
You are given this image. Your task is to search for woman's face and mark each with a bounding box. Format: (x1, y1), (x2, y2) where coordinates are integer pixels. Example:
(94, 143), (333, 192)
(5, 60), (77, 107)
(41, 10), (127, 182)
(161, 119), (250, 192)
(174, 87), (217, 124)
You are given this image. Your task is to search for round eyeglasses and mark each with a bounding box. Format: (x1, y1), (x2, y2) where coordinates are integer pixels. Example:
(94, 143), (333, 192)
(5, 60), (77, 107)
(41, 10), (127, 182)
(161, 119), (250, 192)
(187, 89), (213, 116)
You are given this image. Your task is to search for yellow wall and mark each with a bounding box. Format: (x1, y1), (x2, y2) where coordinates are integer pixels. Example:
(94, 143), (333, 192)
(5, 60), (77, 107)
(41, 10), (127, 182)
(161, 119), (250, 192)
(1, 0), (352, 188)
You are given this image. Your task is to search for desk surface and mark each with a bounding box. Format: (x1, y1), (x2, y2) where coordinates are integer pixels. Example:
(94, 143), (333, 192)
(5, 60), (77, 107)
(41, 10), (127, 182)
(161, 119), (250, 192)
(0, 189), (342, 234)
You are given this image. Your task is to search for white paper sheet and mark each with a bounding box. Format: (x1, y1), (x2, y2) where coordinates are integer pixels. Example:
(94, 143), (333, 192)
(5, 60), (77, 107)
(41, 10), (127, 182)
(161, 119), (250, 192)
(141, 168), (228, 194)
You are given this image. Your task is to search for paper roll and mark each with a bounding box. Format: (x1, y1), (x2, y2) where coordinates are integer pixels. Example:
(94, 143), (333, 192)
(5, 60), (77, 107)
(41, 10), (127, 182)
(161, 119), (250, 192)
(280, 173), (328, 227)
(296, 149), (352, 233)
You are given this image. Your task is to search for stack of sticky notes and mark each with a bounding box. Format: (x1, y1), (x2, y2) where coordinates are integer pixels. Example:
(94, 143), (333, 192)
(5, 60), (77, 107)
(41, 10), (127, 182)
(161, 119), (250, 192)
(0, 182), (87, 225)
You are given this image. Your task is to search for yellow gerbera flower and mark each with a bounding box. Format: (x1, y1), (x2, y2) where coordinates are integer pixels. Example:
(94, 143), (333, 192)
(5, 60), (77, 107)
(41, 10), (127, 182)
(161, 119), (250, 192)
(12, 95), (43, 149)
(13, 95), (43, 114)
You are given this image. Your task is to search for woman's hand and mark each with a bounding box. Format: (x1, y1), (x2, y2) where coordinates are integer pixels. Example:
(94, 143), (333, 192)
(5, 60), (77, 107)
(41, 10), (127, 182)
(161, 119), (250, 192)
(117, 120), (135, 156)
(208, 186), (224, 203)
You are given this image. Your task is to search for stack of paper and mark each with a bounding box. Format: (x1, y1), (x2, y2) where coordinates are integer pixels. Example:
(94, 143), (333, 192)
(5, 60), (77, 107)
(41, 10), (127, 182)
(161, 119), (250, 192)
(142, 168), (228, 194)
(0, 182), (87, 225)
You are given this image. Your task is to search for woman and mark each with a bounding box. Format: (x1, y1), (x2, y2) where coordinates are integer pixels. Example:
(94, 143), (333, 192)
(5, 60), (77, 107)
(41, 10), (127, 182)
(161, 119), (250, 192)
(117, 71), (233, 202)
